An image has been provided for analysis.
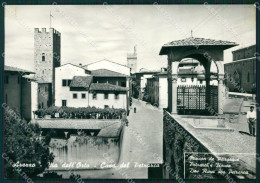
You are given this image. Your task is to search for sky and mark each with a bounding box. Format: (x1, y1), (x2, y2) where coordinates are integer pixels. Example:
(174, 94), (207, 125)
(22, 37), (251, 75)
(5, 4), (256, 72)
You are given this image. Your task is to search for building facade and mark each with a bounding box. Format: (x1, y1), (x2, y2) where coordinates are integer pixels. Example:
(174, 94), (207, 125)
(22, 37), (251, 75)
(4, 66), (37, 120)
(146, 71), (168, 108)
(55, 63), (91, 107)
(131, 69), (160, 100)
(55, 63), (129, 110)
(224, 45), (256, 93)
(84, 59), (130, 110)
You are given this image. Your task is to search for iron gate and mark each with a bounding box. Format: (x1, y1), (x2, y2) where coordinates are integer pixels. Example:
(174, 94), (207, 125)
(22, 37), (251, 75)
(177, 85), (218, 115)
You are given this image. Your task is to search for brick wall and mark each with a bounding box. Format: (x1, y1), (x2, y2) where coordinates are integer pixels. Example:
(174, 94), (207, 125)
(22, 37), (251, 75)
(224, 58), (256, 93)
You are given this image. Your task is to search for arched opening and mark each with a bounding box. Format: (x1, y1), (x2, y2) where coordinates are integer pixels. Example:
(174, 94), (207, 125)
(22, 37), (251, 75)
(42, 53), (45, 62)
(173, 53), (219, 115)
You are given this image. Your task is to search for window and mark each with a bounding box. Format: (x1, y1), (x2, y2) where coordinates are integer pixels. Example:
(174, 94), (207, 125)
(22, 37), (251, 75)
(247, 72), (250, 82)
(62, 79), (72, 87)
(181, 78), (186, 82)
(121, 82), (126, 87)
(42, 53), (45, 61)
(68, 80), (72, 86)
(62, 100), (67, 107)
(115, 93), (119, 99)
(17, 76), (20, 84)
(104, 93), (109, 99)
(73, 93), (78, 99)
(93, 93), (97, 100)
(5, 75), (9, 84)
(199, 80), (203, 84)
(41, 102), (44, 108)
(104, 105), (109, 109)
(82, 93), (86, 99)
(62, 80), (67, 86)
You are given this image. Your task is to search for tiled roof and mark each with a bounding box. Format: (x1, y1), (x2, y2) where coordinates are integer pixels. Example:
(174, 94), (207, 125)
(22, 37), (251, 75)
(164, 37), (237, 47)
(135, 69), (161, 74)
(90, 83), (128, 92)
(156, 71), (168, 76)
(160, 37), (238, 55)
(59, 63), (91, 72)
(91, 69), (128, 77)
(32, 119), (122, 137)
(5, 65), (34, 74)
(70, 76), (93, 88)
(83, 59), (130, 69)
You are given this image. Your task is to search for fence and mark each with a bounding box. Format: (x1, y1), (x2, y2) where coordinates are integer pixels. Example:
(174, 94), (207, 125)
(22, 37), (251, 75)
(177, 85), (218, 115)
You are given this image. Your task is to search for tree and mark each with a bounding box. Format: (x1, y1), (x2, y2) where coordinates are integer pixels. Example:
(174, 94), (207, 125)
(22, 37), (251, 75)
(4, 107), (54, 179)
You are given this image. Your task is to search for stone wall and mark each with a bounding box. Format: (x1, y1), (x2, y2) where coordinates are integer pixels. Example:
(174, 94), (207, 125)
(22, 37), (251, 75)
(34, 28), (61, 83)
(232, 45), (255, 61)
(224, 58), (256, 93)
(163, 111), (209, 179)
(163, 111), (256, 179)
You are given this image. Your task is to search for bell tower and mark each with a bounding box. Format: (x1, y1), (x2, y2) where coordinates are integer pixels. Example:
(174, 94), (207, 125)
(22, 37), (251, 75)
(127, 46), (137, 73)
(34, 28), (61, 107)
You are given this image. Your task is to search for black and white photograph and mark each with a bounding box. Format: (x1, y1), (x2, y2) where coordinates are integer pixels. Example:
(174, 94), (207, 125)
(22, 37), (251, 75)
(1, 1), (259, 181)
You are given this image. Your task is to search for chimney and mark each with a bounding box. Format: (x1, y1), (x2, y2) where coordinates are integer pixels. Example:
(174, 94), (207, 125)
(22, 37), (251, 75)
(79, 63), (82, 67)
(161, 67), (167, 72)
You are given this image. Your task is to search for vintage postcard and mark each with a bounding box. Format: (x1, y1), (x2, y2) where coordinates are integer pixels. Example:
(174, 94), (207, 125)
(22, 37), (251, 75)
(2, 2), (259, 182)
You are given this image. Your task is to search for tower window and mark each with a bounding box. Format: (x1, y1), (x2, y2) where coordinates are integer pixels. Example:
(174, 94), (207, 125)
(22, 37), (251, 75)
(62, 80), (66, 86)
(42, 53), (45, 61)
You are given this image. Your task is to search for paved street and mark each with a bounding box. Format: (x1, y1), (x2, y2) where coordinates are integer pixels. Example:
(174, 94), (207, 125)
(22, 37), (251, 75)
(58, 98), (163, 179)
(115, 98), (163, 178)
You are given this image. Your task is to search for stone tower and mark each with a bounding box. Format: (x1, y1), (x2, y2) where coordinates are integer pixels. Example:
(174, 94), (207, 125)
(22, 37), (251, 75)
(127, 46), (137, 73)
(34, 28), (61, 107)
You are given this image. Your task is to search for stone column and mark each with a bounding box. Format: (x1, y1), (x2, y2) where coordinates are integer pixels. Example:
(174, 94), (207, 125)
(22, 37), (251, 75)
(172, 74), (178, 114)
(171, 62), (179, 114)
(218, 74), (225, 115)
(215, 61), (225, 115)
(204, 62), (211, 108)
(167, 59), (173, 112)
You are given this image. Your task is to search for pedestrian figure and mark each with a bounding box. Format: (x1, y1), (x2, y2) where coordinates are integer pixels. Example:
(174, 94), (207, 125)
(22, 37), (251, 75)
(134, 107), (136, 113)
(247, 106), (256, 136)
